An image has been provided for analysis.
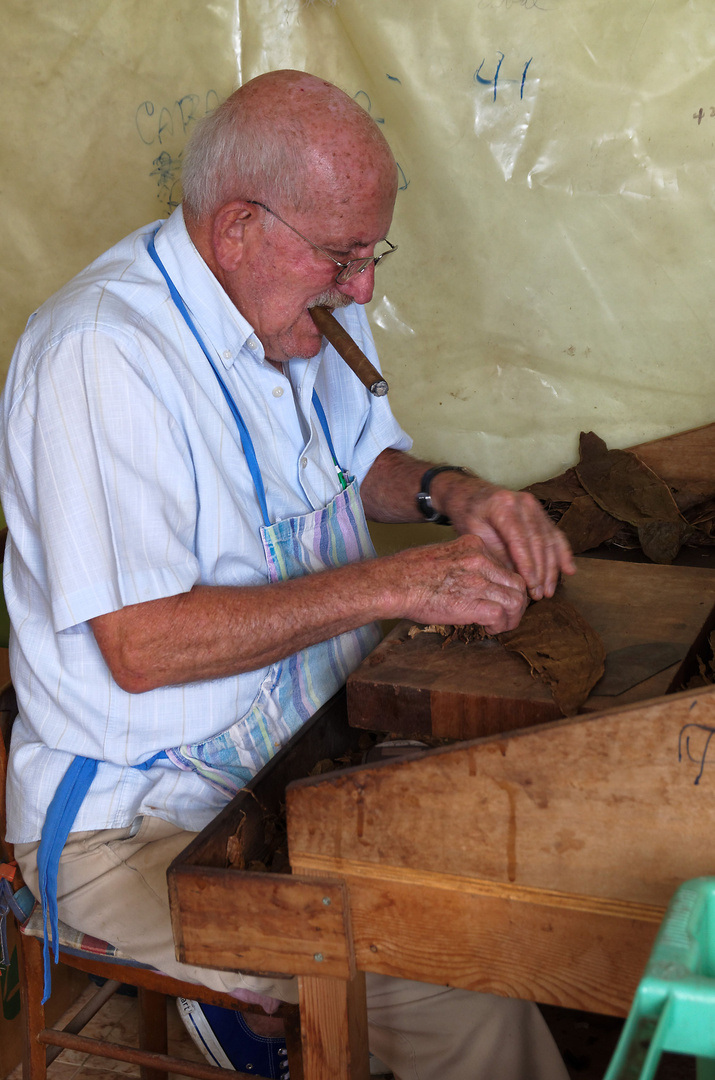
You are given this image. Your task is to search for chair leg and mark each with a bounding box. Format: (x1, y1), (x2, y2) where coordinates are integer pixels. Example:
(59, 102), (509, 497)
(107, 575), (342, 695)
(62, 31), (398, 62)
(17, 934), (48, 1080)
(137, 987), (170, 1080)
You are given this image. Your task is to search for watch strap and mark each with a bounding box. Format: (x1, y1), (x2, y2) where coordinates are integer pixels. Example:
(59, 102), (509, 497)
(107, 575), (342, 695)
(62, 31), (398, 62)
(416, 465), (470, 525)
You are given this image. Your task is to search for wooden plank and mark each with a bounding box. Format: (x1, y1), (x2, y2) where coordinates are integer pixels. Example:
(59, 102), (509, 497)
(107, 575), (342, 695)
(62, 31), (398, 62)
(289, 863), (662, 1018)
(287, 683), (715, 907)
(347, 558), (715, 738)
(298, 972), (370, 1080)
(629, 421), (715, 490)
(170, 870), (354, 980)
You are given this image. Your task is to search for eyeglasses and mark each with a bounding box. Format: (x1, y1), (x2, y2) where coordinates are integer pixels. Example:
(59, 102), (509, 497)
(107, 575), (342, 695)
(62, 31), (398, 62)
(246, 200), (397, 284)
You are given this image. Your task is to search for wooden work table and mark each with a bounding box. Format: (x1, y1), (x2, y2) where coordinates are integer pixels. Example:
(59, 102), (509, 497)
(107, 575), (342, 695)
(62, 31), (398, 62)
(168, 423), (715, 1079)
(169, 679), (715, 1079)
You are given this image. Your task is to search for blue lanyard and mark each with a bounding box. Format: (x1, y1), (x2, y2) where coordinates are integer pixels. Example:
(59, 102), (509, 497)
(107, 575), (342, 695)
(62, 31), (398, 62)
(147, 236), (347, 528)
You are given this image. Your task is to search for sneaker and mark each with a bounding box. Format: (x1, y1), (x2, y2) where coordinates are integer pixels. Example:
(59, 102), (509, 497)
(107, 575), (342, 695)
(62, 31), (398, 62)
(176, 998), (289, 1078)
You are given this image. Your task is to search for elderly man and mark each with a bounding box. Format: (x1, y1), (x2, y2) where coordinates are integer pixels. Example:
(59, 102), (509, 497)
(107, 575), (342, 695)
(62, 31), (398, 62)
(1, 70), (573, 1079)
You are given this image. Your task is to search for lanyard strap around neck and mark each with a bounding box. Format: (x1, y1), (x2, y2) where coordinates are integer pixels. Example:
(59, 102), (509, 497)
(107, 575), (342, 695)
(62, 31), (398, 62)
(147, 233), (348, 517)
(147, 235), (271, 526)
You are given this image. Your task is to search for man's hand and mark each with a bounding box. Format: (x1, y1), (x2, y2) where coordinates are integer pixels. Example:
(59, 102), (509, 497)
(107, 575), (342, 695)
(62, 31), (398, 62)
(434, 474), (576, 601)
(385, 534), (528, 634)
(361, 450), (575, 603)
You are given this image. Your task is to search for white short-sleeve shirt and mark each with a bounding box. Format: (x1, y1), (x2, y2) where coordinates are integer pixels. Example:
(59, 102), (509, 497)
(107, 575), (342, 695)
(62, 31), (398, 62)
(0, 206), (411, 842)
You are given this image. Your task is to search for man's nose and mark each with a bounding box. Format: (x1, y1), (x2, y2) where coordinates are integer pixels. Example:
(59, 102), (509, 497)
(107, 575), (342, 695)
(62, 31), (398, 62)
(336, 262), (375, 305)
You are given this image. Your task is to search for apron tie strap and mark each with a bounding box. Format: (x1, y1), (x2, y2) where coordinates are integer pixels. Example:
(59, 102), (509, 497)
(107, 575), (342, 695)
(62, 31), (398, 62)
(36, 749), (166, 1002)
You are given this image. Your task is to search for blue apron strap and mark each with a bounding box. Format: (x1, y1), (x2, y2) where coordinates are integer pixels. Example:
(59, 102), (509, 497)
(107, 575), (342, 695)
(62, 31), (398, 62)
(36, 748), (167, 1002)
(312, 391), (348, 491)
(147, 235), (271, 528)
(37, 756), (98, 1001)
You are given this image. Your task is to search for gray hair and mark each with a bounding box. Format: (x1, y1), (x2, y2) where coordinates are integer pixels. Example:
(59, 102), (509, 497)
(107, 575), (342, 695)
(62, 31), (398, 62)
(182, 99), (312, 218)
(181, 80), (394, 220)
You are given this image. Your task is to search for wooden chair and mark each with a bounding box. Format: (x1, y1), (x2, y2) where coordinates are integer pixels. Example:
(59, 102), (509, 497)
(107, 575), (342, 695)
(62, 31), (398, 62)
(0, 677), (304, 1080)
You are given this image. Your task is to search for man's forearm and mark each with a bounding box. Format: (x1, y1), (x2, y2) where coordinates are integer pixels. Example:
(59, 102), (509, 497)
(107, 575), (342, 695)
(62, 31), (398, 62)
(90, 533), (528, 694)
(90, 453), (572, 695)
(91, 562), (390, 694)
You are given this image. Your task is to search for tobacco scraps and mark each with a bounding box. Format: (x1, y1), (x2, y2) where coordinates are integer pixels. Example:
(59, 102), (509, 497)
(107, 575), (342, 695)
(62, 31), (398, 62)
(409, 595), (606, 716)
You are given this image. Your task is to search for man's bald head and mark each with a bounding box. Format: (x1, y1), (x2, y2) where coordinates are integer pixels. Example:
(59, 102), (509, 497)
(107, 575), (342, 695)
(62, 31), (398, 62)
(182, 70), (397, 222)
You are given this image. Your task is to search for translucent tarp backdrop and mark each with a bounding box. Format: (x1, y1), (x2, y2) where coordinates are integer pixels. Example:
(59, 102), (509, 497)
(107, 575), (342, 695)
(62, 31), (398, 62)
(3, 0), (715, 490)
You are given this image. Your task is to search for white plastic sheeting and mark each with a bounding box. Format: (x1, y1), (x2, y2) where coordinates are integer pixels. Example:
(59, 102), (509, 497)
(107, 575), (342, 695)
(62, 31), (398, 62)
(4, 0), (715, 487)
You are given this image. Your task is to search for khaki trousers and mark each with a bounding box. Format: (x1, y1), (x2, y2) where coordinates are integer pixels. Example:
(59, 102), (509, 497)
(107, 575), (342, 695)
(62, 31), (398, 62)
(16, 816), (569, 1080)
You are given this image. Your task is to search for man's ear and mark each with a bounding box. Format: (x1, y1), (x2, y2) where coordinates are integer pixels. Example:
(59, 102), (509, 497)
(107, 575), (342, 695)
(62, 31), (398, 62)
(212, 201), (259, 272)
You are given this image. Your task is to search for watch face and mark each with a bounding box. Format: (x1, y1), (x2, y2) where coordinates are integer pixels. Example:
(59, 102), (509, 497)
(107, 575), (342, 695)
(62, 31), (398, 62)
(416, 491), (436, 519)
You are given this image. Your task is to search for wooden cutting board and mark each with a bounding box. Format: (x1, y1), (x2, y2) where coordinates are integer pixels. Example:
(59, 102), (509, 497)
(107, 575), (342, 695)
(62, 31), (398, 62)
(347, 557), (715, 739)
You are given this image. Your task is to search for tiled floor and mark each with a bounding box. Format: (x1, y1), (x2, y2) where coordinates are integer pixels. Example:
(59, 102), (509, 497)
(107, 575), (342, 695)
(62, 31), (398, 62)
(5, 990), (698, 1080)
(7, 983), (206, 1080)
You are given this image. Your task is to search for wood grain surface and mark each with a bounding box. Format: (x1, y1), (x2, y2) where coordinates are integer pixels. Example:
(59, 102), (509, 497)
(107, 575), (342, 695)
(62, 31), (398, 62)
(288, 683), (715, 906)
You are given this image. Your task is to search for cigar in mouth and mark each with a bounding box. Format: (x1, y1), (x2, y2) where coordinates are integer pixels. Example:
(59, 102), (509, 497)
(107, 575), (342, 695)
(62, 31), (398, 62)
(309, 305), (389, 397)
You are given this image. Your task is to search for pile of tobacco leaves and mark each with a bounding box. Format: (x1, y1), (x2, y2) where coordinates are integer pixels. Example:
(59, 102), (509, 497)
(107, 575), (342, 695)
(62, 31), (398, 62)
(526, 430), (715, 563)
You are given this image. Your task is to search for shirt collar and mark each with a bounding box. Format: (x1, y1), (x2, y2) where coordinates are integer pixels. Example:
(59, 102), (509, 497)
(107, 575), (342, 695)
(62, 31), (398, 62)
(152, 205), (265, 370)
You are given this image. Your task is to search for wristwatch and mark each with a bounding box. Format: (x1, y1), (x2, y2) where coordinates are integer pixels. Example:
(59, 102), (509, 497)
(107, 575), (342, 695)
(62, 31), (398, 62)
(416, 466), (471, 525)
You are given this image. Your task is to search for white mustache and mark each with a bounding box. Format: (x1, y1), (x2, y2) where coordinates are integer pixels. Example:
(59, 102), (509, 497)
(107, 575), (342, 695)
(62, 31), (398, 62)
(308, 291), (353, 310)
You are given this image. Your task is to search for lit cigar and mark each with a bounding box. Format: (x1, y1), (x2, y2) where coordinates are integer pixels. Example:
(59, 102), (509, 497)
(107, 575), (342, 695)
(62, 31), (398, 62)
(310, 305), (389, 396)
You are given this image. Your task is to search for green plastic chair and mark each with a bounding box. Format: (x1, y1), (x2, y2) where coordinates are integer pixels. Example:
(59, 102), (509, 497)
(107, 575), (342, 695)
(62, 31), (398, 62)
(604, 877), (715, 1080)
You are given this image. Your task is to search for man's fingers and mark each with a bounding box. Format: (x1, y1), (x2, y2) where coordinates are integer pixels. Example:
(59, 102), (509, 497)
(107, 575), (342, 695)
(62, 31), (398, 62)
(469, 490), (576, 601)
(396, 533), (528, 630)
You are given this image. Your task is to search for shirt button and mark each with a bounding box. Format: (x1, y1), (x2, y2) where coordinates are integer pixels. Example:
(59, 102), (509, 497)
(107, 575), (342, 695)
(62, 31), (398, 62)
(246, 339), (257, 351)
(222, 350), (232, 360)
(272, 386), (284, 398)
(301, 457), (308, 469)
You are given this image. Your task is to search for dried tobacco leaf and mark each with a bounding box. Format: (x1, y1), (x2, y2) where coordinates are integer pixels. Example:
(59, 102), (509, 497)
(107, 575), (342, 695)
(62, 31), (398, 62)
(557, 495), (621, 554)
(526, 467), (587, 504)
(673, 483), (715, 515)
(637, 520), (690, 564)
(226, 810), (248, 870)
(575, 432), (692, 563)
(407, 623), (450, 638)
(497, 596), (606, 716)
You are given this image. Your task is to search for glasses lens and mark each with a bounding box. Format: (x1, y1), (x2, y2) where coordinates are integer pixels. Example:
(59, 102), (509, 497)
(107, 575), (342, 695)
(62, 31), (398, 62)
(336, 258), (372, 284)
(334, 243), (396, 284)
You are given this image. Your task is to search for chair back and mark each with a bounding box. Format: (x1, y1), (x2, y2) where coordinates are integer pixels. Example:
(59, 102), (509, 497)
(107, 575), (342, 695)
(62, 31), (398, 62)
(0, 681), (18, 865)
